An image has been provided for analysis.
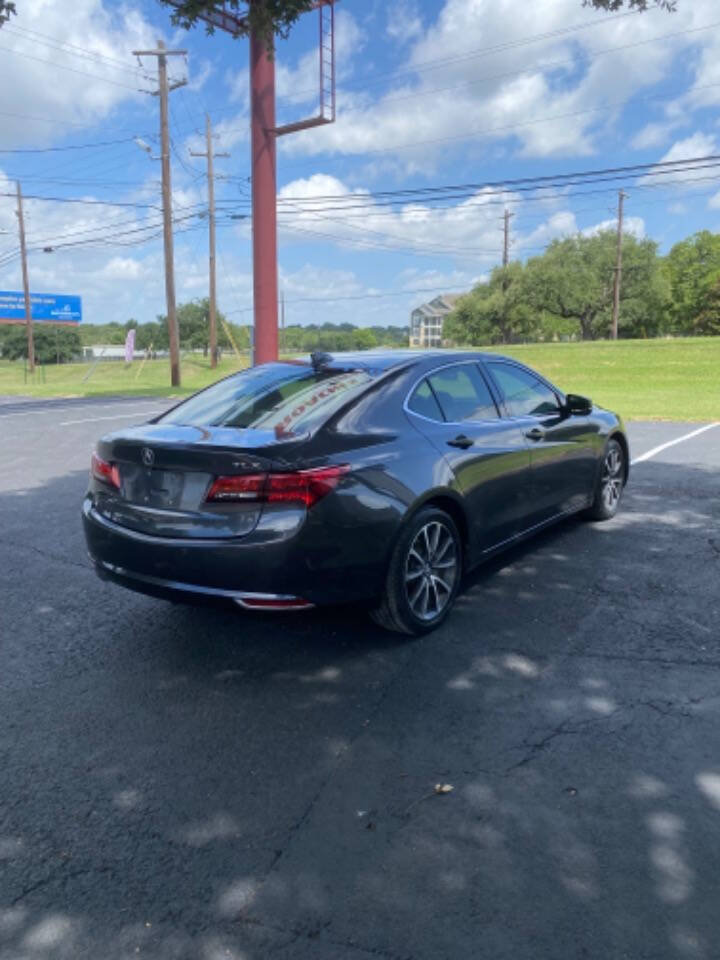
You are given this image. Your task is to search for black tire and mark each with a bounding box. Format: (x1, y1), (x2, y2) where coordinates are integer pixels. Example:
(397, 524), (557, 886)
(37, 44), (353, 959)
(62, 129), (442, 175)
(583, 437), (626, 521)
(370, 507), (462, 635)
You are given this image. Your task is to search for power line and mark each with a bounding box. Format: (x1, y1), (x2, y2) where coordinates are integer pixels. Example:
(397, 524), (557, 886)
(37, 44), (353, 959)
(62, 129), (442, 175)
(0, 137), (138, 155)
(0, 42), (145, 92)
(362, 20), (720, 112)
(177, 7), (642, 132)
(274, 154), (720, 205)
(266, 157), (720, 216)
(224, 284), (479, 315)
(275, 79), (720, 170)
(1, 24), (149, 77)
(0, 192), (159, 210)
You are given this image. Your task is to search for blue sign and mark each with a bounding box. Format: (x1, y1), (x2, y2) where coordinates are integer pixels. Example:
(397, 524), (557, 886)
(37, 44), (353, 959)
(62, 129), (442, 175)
(0, 291), (82, 324)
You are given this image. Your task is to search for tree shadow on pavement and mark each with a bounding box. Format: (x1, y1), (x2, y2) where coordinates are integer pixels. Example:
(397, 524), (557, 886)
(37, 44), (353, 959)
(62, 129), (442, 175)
(1, 459), (719, 959)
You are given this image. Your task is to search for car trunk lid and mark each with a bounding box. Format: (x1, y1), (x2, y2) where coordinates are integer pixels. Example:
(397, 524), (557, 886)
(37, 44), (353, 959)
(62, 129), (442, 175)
(93, 424), (303, 539)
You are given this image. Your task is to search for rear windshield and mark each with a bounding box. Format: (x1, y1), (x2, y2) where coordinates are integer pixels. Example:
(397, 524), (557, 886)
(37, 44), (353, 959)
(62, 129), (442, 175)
(159, 362), (376, 437)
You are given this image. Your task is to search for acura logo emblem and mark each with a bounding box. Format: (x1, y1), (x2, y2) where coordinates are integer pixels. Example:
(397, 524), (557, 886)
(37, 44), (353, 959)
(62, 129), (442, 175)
(141, 447), (155, 467)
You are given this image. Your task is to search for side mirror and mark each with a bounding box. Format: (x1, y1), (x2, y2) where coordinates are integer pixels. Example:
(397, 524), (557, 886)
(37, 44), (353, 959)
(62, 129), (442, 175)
(565, 393), (592, 416)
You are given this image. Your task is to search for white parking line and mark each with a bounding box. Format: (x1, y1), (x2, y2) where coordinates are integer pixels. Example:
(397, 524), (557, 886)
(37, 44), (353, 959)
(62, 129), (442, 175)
(1, 402), (167, 419)
(59, 410), (162, 426)
(631, 422), (720, 465)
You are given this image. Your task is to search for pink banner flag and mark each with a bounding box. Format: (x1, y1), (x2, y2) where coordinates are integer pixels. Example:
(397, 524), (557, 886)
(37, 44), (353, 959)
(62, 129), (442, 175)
(124, 328), (136, 363)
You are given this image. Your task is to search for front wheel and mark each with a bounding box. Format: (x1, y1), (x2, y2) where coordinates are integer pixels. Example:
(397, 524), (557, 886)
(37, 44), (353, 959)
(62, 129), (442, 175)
(583, 438), (626, 521)
(370, 507), (462, 635)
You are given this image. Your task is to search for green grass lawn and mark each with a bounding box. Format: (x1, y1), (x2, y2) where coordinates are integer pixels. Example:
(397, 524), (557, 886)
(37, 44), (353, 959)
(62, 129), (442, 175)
(0, 338), (718, 421)
(485, 338), (720, 421)
(0, 353), (248, 400)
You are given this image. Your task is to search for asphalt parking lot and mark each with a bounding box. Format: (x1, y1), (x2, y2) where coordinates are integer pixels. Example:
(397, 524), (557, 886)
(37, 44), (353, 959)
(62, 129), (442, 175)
(1, 395), (719, 960)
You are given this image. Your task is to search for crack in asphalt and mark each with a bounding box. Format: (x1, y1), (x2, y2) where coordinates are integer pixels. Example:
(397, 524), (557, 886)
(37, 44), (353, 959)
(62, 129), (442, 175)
(0, 536), (92, 573)
(564, 650), (720, 669)
(240, 643), (423, 937)
(503, 694), (709, 775)
(238, 914), (415, 960)
(504, 709), (624, 774)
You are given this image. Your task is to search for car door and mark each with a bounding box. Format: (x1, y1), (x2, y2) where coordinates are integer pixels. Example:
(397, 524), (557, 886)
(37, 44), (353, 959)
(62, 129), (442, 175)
(483, 359), (597, 528)
(405, 361), (532, 553)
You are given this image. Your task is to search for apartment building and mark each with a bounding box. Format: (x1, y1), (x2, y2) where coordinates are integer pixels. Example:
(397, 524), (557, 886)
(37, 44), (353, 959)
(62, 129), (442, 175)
(409, 294), (462, 348)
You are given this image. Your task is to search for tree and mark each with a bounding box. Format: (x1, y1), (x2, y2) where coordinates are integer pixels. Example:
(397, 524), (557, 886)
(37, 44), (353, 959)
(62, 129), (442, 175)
(523, 231), (666, 340)
(693, 277), (720, 336)
(163, 0), (676, 49)
(352, 328), (377, 350)
(158, 298), (229, 353)
(662, 231), (720, 335)
(585, 0), (676, 10)
(135, 321), (167, 352)
(0, 2), (16, 28)
(1, 325), (81, 363)
(444, 262), (537, 346)
(161, 0), (316, 49)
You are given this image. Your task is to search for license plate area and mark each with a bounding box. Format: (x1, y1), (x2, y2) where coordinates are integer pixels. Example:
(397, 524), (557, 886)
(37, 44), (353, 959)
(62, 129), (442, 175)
(122, 465), (200, 510)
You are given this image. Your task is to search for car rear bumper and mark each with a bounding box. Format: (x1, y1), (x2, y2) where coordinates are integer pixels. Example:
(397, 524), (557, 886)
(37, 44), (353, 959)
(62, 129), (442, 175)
(92, 558), (314, 610)
(82, 496), (386, 606)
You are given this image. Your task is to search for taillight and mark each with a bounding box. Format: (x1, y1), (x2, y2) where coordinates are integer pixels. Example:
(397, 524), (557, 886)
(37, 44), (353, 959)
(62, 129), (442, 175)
(91, 452), (121, 490)
(205, 473), (266, 502)
(206, 464), (349, 508)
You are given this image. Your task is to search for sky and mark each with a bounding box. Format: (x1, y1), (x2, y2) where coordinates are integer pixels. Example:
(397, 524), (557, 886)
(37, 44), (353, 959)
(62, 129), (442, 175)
(1, 0), (720, 330)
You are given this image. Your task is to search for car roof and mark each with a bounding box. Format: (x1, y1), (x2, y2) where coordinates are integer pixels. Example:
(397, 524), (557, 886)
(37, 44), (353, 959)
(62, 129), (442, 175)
(299, 350), (508, 372)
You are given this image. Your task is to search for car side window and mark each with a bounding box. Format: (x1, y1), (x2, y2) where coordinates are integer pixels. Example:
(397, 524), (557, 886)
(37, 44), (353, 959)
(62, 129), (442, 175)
(407, 378), (445, 421)
(487, 362), (561, 418)
(427, 364), (499, 422)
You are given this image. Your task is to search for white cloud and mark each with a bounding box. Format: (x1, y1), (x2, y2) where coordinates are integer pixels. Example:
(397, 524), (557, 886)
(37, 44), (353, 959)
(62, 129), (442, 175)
(638, 132), (718, 189)
(225, 10), (366, 116)
(631, 120), (686, 151)
(397, 266), (481, 292)
(276, 0), (708, 167)
(386, 1), (423, 44)
(0, 0), (158, 145)
(100, 257), (144, 280)
(277, 173), (520, 264)
(659, 132), (717, 163)
(583, 215), (645, 238)
(520, 210), (579, 251)
(268, 0), (720, 172)
(204, 0), (720, 176)
(276, 11), (366, 111)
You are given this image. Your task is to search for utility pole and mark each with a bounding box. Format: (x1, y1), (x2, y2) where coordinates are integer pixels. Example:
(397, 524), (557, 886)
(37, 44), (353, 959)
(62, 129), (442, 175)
(190, 113), (229, 369)
(133, 40), (186, 386)
(15, 181), (34, 373)
(611, 190), (626, 341)
(501, 208), (515, 298)
(502, 209), (514, 268)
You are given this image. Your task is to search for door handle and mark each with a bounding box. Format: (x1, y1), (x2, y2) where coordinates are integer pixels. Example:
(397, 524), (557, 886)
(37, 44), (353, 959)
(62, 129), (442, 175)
(524, 427), (545, 441)
(447, 434), (474, 450)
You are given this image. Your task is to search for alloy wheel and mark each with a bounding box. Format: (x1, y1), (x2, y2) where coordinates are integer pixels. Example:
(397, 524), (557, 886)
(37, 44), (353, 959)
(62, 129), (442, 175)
(601, 444), (624, 512)
(404, 520), (459, 622)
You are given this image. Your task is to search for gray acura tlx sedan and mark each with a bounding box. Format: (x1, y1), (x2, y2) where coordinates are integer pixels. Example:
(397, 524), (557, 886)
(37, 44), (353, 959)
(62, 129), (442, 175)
(82, 350), (629, 634)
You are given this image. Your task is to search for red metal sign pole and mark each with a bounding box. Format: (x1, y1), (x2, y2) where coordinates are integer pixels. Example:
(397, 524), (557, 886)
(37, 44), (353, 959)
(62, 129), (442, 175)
(250, 25), (279, 364)
(164, 1), (336, 367)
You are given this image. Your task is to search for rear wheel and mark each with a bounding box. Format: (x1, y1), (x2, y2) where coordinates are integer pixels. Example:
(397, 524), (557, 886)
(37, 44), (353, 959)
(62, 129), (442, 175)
(584, 438), (625, 521)
(370, 507), (462, 635)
